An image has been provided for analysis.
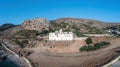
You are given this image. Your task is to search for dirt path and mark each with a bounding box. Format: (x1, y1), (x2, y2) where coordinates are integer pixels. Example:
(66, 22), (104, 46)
(29, 49), (114, 67)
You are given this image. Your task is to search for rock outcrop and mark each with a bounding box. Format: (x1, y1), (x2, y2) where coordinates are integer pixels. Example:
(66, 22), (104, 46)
(22, 18), (50, 31)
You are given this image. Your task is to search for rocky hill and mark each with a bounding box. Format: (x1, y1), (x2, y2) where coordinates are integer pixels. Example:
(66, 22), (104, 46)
(21, 17), (120, 32)
(0, 26), (24, 36)
(22, 18), (50, 31)
(0, 18), (120, 37)
(0, 23), (16, 31)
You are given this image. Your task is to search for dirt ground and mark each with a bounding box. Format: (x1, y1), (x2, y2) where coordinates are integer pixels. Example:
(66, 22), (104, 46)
(29, 50), (115, 67)
(48, 40), (86, 53)
(28, 37), (120, 67)
(2, 37), (120, 67)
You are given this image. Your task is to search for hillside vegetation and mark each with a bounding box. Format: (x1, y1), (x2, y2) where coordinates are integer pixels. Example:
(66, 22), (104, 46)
(54, 18), (120, 28)
(49, 21), (104, 37)
(0, 18), (120, 37)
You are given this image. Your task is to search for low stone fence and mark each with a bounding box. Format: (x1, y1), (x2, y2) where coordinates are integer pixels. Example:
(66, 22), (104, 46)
(44, 41), (73, 46)
(74, 37), (88, 40)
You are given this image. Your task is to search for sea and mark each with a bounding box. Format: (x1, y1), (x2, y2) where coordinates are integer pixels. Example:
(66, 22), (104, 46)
(111, 58), (120, 67)
(0, 59), (20, 67)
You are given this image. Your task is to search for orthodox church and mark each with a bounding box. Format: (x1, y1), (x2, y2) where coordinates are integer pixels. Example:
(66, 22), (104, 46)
(49, 29), (73, 41)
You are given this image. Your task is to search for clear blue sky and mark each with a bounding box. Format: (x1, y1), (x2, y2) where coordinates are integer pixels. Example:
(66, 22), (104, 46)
(0, 0), (120, 25)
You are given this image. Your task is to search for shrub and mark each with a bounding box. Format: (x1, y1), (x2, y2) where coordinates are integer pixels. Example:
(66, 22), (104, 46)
(15, 39), (28, 48)
(80, 46), (88, 51)
(80, 45), (95, 51)
(49, 27), (55, 32)
(94, 43), (101, 49)
(15, 39), (21, 44)
(38, 30), (49, 36)
(63, 28), (71, 32)
(100, 41), (110, 46)
(85, 37), (93, 45)
(0, 41), (2, 46)
(88, 45), (95, 51)
(21, 40), (28, 44)
(80, 41), (110, 52)
(73, 30), (85, 37)
(95, 29), (103, 34)
(16, 30), (39, 38)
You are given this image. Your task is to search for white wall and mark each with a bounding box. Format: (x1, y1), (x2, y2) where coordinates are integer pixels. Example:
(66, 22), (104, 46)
(49, 33), (73, 41)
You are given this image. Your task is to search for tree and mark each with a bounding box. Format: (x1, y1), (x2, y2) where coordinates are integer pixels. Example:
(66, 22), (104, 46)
(39, 30), (49, 36)
(80, 46), (88, 51)
(85, 37), (93, 45)
(15, 39), (21, 44)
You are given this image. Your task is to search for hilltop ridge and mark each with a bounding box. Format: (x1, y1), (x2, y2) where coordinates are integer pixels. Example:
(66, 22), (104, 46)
(52, 18), (120, 29)
(0, 17), (120, 37)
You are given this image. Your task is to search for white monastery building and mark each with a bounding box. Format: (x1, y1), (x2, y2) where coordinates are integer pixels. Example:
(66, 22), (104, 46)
(49, 29), (73, 41)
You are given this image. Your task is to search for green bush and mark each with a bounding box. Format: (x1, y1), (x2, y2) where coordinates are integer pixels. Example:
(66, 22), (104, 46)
(0, 41), (2, 46)
(95, 29), (103, 34)
(73, 30), (85, 37)
(94, 41), (110, 48)
(22, 40), (28, 44)
(85, 37), (93, 45)
(38, 30), (49, 37)
(88, 45), (95, 51)
(80, 45), (95, 52)
(15, 39), (28, 48)
(63, 28), (71, 32)
(80, 41), (110, 52)
(15, 39), (21, 44)
(80, 46), (88, 51)
(49, 27), (55, 32)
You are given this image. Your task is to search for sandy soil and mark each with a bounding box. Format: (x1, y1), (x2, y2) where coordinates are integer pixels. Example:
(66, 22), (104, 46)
(48, 40), (86, 53)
